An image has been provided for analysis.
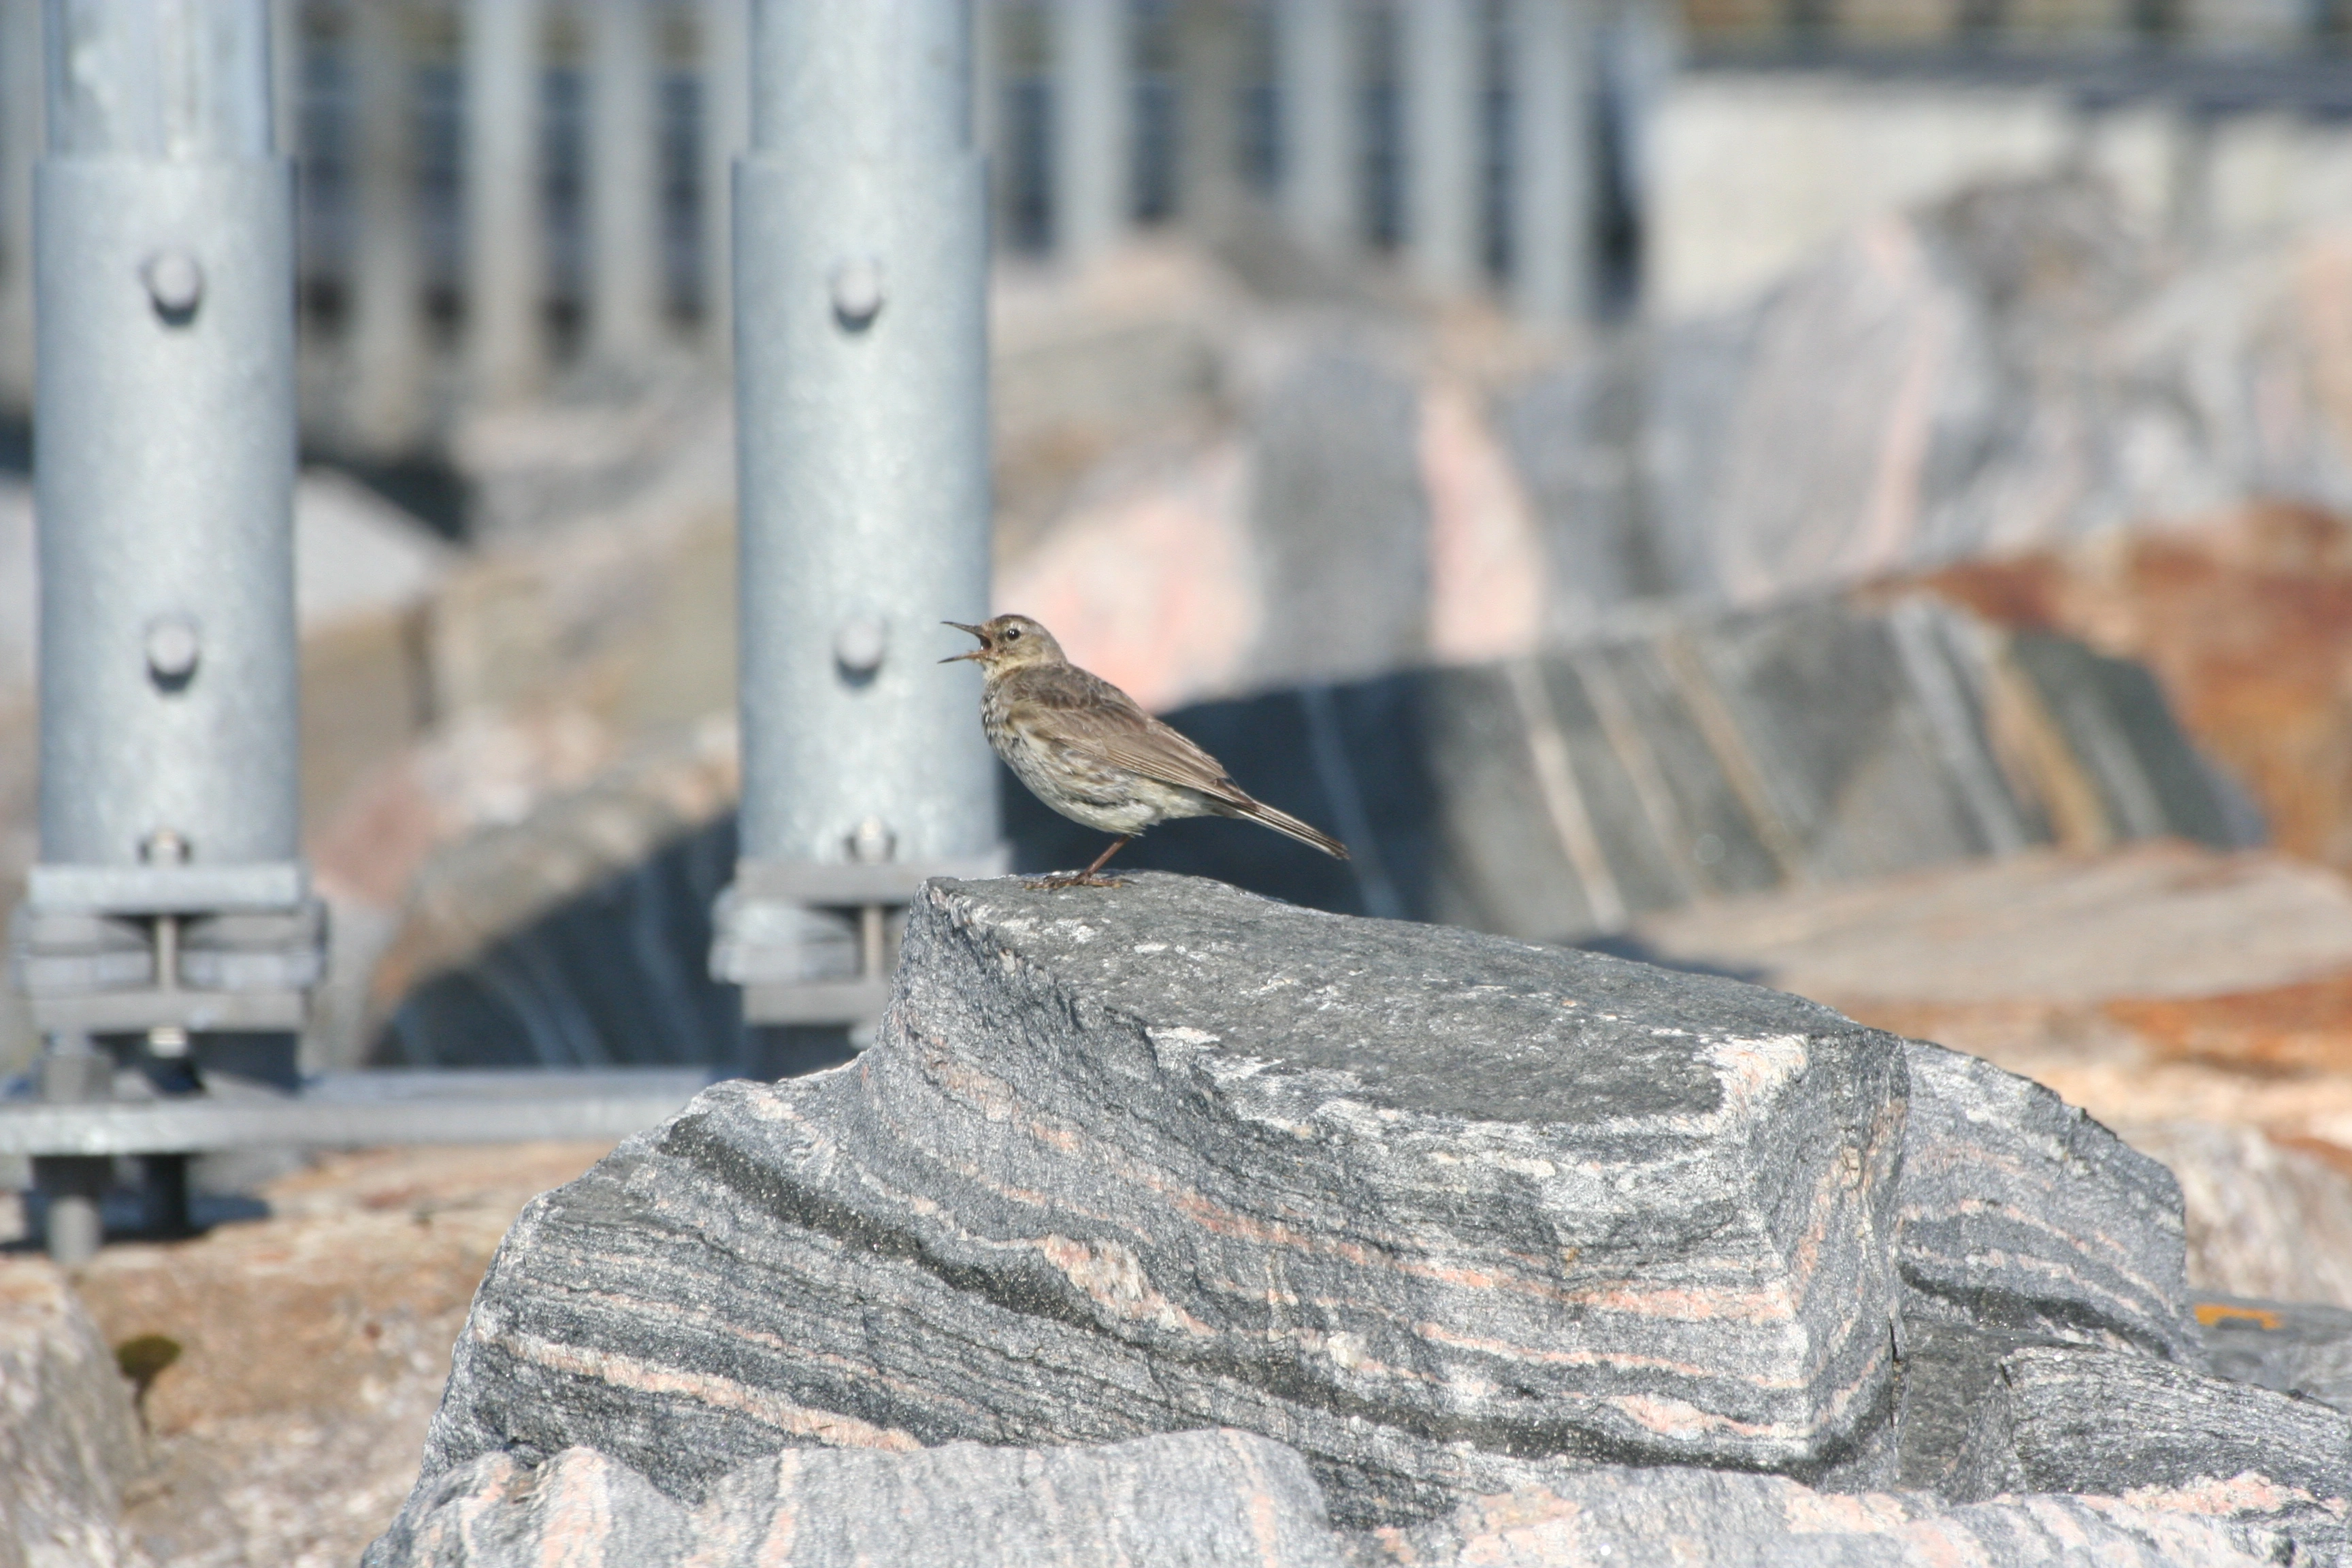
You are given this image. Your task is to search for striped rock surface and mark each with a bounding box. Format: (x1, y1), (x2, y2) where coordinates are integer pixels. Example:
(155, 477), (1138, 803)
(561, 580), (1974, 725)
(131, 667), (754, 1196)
(1374, 1465), (2302, 1568)
(1899, 1043), (2198, 1358)
(410, 872), (1911, 1525)
(1894, 1041), (2202, 1488)
(1949, 1345), (2351, 1560)
(364, 1428), (1346, 1568)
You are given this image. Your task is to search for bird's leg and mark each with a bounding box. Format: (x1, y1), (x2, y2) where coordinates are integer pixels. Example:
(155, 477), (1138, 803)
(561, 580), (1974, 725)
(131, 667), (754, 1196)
(1030, 836), (1134, 890)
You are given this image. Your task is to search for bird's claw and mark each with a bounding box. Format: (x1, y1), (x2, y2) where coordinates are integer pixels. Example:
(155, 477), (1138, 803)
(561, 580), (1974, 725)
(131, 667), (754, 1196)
(1025, 872), (1131, 890)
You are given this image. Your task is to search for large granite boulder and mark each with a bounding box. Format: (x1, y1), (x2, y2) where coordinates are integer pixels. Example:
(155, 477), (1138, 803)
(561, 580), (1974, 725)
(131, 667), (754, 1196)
(410, 872), (1912, 1524)
(365, 1428), (1347, 1568)
(367, 870), (2352, 1564)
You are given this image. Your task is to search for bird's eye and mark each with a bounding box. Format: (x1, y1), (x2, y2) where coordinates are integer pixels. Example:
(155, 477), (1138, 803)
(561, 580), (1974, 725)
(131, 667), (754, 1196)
(1003, 626), (1022, 640)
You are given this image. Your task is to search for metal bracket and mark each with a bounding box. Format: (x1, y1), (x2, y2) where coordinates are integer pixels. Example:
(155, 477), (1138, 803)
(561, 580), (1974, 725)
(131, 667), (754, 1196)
(27, 861), (308, 914)
(715, 849), (1009, 1026)
(10, 866), (324, 1036)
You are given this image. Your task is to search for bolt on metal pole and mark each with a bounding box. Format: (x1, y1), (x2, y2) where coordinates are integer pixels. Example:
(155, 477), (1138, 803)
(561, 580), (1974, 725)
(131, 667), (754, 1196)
(21, 0), (321, 1260)
(715, 0), (1002, 1072)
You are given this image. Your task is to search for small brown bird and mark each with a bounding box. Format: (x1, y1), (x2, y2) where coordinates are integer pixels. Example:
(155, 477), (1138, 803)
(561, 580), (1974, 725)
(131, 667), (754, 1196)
(943, 615), (1350, 887)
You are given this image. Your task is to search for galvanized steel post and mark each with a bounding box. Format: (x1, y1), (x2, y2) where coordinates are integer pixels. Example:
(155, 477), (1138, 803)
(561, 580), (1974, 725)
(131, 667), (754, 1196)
(1276, 0), (1353, 261)
(463, 0), (546, 404)
(587, 0), (666, 366)
(344, 0), (429, 453)
(700, 0), (750, 359)
(1402, 0), (1483, 297)
(1053, 0), (1130, 267)
(1175, 0), (1245, 243)
(714, 0), (1002, 1066)
(0, 0), (38, 414)
(20, 0), (321, 1258)
(1508, 0), (1596, 328)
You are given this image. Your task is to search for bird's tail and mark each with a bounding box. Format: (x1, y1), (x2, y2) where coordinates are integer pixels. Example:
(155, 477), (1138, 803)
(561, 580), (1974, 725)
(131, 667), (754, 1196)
(1220, 796), (1350, 860)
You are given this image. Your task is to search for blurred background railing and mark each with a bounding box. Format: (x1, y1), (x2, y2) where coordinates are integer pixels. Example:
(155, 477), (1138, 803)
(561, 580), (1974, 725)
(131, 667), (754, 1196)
(11, 0), (2352, 457)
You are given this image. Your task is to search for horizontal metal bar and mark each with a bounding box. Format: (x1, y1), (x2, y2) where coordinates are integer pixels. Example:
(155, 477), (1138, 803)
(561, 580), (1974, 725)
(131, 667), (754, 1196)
(299, 1068), (715, 1105)
(742, 979), (893, 1026)
(0, 1069), (716, 1157)
(27, 863), (308, 915)
(29, 988), (306, 1034)
(732, 853), (1008, 907)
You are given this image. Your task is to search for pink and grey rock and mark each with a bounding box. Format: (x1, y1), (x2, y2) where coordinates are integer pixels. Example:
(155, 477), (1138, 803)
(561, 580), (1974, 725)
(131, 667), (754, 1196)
(408, 872), (1912, 1525)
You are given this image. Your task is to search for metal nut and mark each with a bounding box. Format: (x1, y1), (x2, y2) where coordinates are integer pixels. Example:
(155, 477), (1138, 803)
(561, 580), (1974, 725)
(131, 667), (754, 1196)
(847, 817), (896, 865)
(141, 250), (204, 318)
(834, 615), (887, 676)
(830, 257), (885, 329)
(145, 616), (200, 683)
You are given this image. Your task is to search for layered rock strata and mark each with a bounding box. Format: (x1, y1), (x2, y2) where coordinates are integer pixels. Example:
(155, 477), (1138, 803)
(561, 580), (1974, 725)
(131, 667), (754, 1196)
(414, 873), (1910, 1523)
(365, 1428), (1347, 1568)
(1378, 1466), (2306, 1568)
(1950, 1344), (2351, 1558)
(1893, 1041), (2204, 1488)
(374, 872), (2352, 1565)
(368, 1438), (2317, 1568)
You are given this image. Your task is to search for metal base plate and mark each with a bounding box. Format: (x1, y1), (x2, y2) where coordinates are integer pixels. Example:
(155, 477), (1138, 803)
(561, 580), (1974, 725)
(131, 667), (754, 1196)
(0, 1068), (717, 1158)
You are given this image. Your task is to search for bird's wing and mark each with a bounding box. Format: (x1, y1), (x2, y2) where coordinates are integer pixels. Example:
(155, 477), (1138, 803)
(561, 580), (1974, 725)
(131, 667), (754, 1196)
(1011, 666), (1255, 808)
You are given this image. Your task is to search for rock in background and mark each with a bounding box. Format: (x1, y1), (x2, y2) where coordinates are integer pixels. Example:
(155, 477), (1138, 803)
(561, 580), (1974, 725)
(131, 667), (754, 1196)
(1515, 179), (2352, 637)
(364, 590), (2241, 1072)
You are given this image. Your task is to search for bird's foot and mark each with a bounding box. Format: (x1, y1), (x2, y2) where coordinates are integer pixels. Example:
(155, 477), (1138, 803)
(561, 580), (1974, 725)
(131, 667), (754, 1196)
(1024, 871), (1131, 890)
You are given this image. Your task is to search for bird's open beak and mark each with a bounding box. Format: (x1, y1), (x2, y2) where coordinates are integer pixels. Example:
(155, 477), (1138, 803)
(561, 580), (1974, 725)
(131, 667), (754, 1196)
(939, 621), (987, 664)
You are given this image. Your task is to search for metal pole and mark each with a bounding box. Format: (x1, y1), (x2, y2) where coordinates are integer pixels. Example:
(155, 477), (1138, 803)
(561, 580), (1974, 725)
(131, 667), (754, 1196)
(344, 0), (429, 453)
(270, 0), (303, 159)
(463, 0), (545, 404)
(1053, 0), (1130, 267)
(1401, 0), (1482, 297)
(1175, 0), (1245, 244)
(716, 0), (1003, 1064)
(1508, 0), (1595, 327)
(973, 0), (1005, 240)
(1276, 0), (1352, 260)
(25, 0), (321, 1258)
(1605, 0), (1675, 318)
(0, 0), (39, 414)
(587, 0), (666, 368)
(700, 0), (749, 357)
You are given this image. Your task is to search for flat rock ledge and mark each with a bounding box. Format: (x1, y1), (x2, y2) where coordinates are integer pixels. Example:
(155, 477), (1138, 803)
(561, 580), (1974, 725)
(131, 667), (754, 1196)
(369, 874), (2348, 1565)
